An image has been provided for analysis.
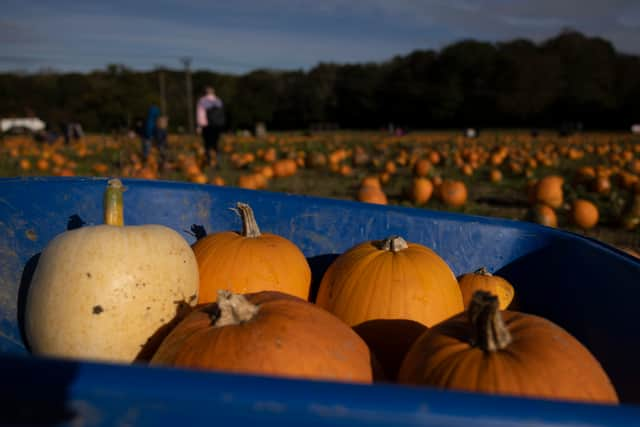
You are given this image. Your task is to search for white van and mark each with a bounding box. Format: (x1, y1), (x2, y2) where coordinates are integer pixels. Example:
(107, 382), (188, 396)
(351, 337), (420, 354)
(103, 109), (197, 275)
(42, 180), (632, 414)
(1, 117), (46, 134)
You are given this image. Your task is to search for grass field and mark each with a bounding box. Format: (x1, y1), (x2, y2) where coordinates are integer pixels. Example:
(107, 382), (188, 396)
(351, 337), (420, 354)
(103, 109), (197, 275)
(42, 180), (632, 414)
(2, 129), (640, 252)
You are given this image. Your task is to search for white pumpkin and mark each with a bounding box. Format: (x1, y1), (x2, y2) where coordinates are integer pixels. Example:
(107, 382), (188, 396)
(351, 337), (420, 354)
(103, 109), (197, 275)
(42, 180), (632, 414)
(25, 179), (199, 363)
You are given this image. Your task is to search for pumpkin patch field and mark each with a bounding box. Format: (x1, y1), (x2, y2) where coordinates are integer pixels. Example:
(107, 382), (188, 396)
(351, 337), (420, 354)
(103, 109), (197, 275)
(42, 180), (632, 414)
(2, 129), (640, 252)
(1, 143), (640, 424)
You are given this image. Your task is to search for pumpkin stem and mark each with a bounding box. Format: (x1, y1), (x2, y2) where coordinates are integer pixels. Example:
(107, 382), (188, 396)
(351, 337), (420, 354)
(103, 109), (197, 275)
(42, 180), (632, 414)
(377, 236), (409, 253)
(235, 203), (261, 238)
(474, 267), (492, 276)
(212, 290), (259, 327)
(104, 178), (125, 226)
(469, 290), (512, 352)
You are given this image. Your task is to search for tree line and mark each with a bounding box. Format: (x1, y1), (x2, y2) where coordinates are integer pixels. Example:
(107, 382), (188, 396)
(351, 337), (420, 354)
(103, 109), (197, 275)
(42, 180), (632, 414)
(1, 30), (639, 133)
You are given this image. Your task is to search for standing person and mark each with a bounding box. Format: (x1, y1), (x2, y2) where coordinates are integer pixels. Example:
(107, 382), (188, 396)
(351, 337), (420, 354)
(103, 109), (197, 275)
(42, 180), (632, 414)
(155, 114), (169, 170)
(196, 86), (225, 167)
(142, 105), (160, 164)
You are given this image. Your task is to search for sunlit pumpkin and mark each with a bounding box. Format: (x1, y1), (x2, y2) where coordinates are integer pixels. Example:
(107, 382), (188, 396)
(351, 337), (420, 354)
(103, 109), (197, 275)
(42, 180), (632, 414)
(316, 236), (463, 327)
(151, 290), (373, 383)
(398, 291), (618, 404)
(457, 267), (514, 310)
(192, 203), (311, 303)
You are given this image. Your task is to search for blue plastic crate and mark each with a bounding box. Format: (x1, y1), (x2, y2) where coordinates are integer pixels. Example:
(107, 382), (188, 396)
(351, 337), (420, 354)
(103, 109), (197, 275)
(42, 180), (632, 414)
(0, 176), (639, 426)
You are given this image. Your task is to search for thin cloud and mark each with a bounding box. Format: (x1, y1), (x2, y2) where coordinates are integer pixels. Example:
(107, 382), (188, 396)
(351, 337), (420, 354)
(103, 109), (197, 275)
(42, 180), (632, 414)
(0, 21), (41, 43)
(1, 0), (640, 72)
(501, 16), (569, 29)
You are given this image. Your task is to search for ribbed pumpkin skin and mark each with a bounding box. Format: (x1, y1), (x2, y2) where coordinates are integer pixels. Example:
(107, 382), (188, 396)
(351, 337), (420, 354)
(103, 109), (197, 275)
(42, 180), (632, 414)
(192, 232), (311, 303)
(316, 240), (463, 327)
(151, 291), (373, 383)
(398, 310), (619, 404)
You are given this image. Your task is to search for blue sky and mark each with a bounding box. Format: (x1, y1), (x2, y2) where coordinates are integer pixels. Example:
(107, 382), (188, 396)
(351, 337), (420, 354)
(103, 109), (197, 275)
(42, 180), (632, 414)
(2, 0), (640, 74)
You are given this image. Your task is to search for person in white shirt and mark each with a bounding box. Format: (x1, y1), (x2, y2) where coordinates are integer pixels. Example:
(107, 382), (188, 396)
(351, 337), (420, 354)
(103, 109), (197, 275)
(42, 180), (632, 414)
(196, 86), (225, 167)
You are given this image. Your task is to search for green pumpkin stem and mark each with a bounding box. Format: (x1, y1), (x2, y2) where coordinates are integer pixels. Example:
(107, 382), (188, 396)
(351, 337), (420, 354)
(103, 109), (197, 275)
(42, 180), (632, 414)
(104, 178), (125, 226)
(213, 290), (259, 327)
(236, 202), (261, 238)
(377, 236), (409, 253)
(469, 290), (512, 352)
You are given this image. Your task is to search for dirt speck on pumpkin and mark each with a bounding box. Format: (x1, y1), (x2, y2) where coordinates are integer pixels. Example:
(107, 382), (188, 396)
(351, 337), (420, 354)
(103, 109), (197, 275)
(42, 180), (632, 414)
(92, 305), (104, 315)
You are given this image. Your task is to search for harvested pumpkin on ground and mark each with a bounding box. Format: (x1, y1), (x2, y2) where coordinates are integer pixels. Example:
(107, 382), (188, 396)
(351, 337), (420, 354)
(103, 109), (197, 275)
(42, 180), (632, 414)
(457, 267), (514, 310)
(357, 183), (388, 205)
(529, 203), (558, 228)
(151, 290), (373, 383)
(192, 202), (311, 303)
(25, 178), (199, 363)
(438, 180), (468, 207)
(398, 291), (618, 404)
(532, 175), (564, 209)
(570, 199), (599, 230)
(316, 236), (463, 327)
(409, 177), (433, 205)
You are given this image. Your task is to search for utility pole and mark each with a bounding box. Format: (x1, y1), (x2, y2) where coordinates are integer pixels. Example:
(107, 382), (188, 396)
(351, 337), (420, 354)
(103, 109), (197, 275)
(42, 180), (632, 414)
(181, 57), (195, 134)
(158, 67), (167, 115)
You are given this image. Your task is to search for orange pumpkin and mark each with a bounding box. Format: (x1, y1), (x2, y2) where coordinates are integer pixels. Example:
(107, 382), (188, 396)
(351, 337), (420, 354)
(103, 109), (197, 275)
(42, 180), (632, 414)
(151, 290), (373, 383)
(530, 204), (558, 228)
(210, 176), (225, 186)
(357, 185), (388, 205)
(272, 159), (296, 177)
(263, 147), (277, 163)
(591, 175), (611, 195)
(398, 291), (618, 404)
(413, 159), (431, 177)
(384, 160), (397, 174)
(570, 199), (599, 230)
(439, 180), (468, 207)
(192, 203), (311, 303)
(378, 171), (391, 184)
(409, 177), (433, 205)
(316, 236), (463, 327)
(360, 175), (382, 190)
(237, 174), (259, 190)
(533, 175), (564, 208)
(489, 169), (502, 183)
(457, 267), (514, 310)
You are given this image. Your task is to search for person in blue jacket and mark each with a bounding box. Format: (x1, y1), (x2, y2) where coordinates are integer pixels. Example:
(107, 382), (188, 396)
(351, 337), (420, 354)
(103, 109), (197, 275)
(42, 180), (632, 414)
(141, 105), (160, 164)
